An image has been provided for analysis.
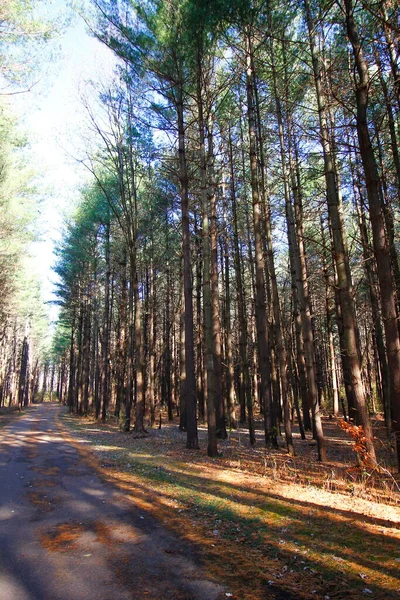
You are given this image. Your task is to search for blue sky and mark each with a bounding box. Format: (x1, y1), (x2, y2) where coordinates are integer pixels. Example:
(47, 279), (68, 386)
(12, 4), (116, 322)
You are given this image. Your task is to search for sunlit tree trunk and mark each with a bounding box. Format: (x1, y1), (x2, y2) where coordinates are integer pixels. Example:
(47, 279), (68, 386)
(222, 177), (237, 430)
(320, 218), (339, 416)
(115, 252), (127, 419)
(255, 44), (294, 454)
(101, 220), (111, 422)
(351, 151), (391, 430)
(177, 88), (198, 448)
(304, 0), (375, 464)
(344, 0), (400, 466)
(197, 64), (217, 456)
(67, 315), (76, 414)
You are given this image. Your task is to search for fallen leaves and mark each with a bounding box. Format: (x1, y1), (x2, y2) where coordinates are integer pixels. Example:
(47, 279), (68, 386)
(39, 520), (113, 554)
(25, 490), (60, 511)
(39, 522), (83, 553)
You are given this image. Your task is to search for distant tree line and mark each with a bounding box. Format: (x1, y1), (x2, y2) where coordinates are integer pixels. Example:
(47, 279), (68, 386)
(0, 0), (59, 410)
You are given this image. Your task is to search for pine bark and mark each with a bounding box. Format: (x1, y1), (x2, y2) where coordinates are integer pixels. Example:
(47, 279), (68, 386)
(304, 0), (375, 464)
(197, 67), (217, 456)
(245, 31), (270, 447)
(177, 88), (199, 448)
(344, 0), (400, 466)
(101, 220), (111, 422)
(228, 124), (251, 428)
(208, 118), (227, 440)
(256, 44), (294, 455)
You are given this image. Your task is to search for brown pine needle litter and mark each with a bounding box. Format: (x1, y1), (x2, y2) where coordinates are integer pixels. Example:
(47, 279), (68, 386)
(57, 410), (400, 600)
(25, 490), (61, 512)
(38, 520), (114, 554)
(39, 522), (83, 553)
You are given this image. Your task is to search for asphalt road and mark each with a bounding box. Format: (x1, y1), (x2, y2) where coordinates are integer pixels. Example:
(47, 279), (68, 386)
(0, 403), (225, 600)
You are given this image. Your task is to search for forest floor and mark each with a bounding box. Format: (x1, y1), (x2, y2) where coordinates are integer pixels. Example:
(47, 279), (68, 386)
(54, 406), (400, 600)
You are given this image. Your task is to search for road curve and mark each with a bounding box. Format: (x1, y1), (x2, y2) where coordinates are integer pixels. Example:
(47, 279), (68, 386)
(0, 403), (225, 600)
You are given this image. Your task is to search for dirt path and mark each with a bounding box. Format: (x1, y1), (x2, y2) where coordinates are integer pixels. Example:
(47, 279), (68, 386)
(0, 404), (225, 600)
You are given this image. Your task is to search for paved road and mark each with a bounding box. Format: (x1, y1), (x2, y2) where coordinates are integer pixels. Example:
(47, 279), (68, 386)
(0, 404), (225, 600)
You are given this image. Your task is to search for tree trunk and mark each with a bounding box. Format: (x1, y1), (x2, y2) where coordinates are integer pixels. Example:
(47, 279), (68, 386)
(228, 124), (250, 428)
(101, 220), (111, 422)
(197, 69), (217, 456)
(245, 31), (270, 447)
(131, 246), (146, 433)
(345, 0), (400, 466)
(304, 0), (376, 464)
(194, 212), (205, 421)
(255, 44), (294, 455)
(176, 89), (198, 449)
(208, 117), (227, 440)
(351, 155), (391, 429)
(320, 218), (340, 416)
(222, 177), (237, 430)
(18, 336), (29, 409)
(67, 316), (76, 414)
